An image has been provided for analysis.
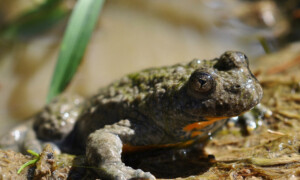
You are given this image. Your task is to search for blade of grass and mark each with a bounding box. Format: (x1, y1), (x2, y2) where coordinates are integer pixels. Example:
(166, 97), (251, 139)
(17, 150), (40, 174)
(47, 0), (105, 102)
(27, 149), (40, 158)
(17, 159), (39, 174)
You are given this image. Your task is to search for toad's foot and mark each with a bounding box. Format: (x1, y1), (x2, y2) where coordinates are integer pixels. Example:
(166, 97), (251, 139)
(228, 103), (272, 134)
(0, 121), (44, 153)
(86, 120), (156, 180)
(0, 122), (32, 152)
(1, 94), (84, 154)
(33, 94), (85, 141)
(97, 162), (154, 180)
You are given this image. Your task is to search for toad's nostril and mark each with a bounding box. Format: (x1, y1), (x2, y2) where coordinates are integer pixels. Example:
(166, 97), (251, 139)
(234, 85), (241, 89)
(226, 84), (242, 94)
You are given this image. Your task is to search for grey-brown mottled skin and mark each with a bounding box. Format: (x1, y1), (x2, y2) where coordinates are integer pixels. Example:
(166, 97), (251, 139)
(0, 51), (263, 180)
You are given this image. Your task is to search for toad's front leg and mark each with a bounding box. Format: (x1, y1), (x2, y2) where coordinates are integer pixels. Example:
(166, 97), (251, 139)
(86, 119), (156, 180)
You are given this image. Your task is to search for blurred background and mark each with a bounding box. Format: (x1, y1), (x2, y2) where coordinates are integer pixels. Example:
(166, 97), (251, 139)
(0, 0), (299, 135)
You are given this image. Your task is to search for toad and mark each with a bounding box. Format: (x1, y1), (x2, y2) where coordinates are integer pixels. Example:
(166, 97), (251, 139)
(0, 51), (263, 179)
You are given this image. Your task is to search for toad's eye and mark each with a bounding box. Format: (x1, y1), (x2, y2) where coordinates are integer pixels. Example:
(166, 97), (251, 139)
(188, 71), (215, 96)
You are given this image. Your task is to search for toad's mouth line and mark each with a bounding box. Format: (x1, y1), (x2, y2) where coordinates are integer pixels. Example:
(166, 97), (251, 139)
(182, 105), (249, 120)
(182, 108), (233, 120)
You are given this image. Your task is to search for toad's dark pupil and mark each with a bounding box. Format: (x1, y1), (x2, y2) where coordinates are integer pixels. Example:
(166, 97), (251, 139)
(198, 79), (206, 87)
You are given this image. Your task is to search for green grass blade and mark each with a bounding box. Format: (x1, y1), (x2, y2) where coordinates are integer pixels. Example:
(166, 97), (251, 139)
(17, 149), (40, 174)
(17, 159), (39, 174)
(47, 0), (105, 102)
(27, 149), (40, 158)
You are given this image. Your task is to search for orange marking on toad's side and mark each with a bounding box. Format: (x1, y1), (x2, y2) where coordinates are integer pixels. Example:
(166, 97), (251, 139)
(183, 117), (227, 132)
(191, 131), (203, 137)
